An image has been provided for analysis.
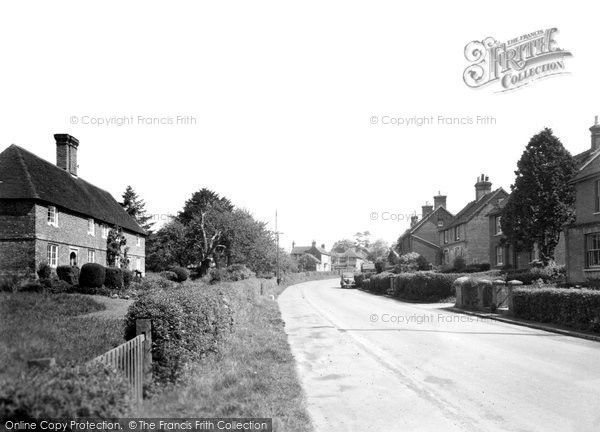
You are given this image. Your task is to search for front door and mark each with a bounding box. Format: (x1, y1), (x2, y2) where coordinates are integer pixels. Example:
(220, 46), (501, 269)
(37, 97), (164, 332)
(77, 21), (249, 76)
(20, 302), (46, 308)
(69, 248), (78, 266)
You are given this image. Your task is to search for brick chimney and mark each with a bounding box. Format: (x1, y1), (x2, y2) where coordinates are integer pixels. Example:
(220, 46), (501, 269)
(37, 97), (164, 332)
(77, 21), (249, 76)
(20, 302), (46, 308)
(475, 174), (492, 200)
(433, 192), (447, 209)
(55, 134), (79, 176)
(321, 243), (325, 250)
(410, 215), (419, 227)
(421, 203), (433, 218)
(590, 116), (600, 151)
(311, 240), (316, 248)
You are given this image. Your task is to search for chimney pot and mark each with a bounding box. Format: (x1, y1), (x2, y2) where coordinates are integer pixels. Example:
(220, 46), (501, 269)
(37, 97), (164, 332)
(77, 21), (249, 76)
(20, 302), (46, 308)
(434, 194), (447, 209)
(590, 116), (600, 151)
(475, 174), (492, 200)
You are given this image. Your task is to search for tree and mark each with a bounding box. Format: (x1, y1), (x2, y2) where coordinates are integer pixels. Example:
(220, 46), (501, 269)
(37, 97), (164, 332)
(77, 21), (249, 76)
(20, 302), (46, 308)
(501, 128), (577, 265)
(145, 220), (190, 272)
(331, 239), (355, 253)
(367, 239), (389, 262)
(354, 231), (371, 253)
(121, 185), (155, 232)
(107, 226), (128, 268)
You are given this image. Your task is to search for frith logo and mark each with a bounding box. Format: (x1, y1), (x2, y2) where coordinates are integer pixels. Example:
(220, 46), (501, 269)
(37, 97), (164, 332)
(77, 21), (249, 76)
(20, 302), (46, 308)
(463, 28), (572, 92)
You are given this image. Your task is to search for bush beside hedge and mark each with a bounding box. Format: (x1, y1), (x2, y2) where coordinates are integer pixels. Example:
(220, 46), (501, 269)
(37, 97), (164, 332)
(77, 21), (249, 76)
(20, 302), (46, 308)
(392, 272), (465, 302)
(124, 286), (233, 383)
(79, 263), (106, 289)
(169, 266), (189, 282)
(512, 287), (600, 333)
(104, 268), (124, 290)
(56, 266), (80, 285)
(0, 362), (132, 420)
(367, 272), (394, 294)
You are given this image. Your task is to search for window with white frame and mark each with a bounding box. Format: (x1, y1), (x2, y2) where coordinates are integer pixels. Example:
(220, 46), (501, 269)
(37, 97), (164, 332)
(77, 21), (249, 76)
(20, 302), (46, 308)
(443, 230), (448, 244)
(495, 216), (502, 235)
(596, 180), (600, 212)
(136, 235), (141, 247)
(443, 249), (449, 264)
(496, 246), (504, 265)
(454, 226), (460, 241)
(47, 244), (58, 267)
(87, 249), (95, 263)
(101, 224), (109, 239)
(586, 233), (600, 268)
(136, 257), (141, 271)
(88, 218), (95, 235)
(47, 206), (58, 226)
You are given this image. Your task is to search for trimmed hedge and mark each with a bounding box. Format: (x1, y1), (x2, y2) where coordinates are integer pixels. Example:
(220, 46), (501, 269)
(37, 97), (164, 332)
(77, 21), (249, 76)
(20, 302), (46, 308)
(123, 269), (133, 289)
(392, 272), (465, 302)
(124, 286), (233, 383)
(0, 362), (132, 420)
(160, 271), (178, 282)
(56, 265), (80, 285)
(169, 266), (189, 282)
(512, 287), (600, 333)
(367, 272), (394, 294)
(104, 267), (124, 290)
(79, 263), (106, 289)
(209, 265), (255, 284)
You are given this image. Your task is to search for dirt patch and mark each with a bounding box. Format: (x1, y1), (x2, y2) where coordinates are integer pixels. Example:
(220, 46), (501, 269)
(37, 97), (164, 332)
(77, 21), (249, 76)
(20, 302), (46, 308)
(78, 295), (132, 320)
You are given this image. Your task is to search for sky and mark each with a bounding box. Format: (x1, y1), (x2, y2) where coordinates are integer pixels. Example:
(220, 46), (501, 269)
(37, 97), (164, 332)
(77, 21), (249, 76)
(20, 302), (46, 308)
(0, 1), (598, 252)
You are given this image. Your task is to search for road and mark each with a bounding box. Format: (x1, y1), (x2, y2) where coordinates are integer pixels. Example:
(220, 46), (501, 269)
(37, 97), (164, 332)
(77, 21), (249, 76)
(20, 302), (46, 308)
(278, 279), (600, 432)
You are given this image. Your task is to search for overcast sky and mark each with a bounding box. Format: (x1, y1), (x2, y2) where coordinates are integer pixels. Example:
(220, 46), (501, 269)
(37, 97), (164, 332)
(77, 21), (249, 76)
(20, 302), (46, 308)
(0, 1), (597, 251)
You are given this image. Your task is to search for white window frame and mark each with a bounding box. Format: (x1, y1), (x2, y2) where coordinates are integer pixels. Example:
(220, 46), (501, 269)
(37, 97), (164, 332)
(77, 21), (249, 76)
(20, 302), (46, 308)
(88, 218), (95, 236)
(136, 257), (141, 271)
(87, 249), (96, 263)
(136, 235), (141, 247)
(101, 224), (109, 239)
(496, 246), (504, 266)
(47, 206), (58, 227)
(454, 226), (460, 241)
(495, 216), (502, 235)
(47, 244), (58, 267)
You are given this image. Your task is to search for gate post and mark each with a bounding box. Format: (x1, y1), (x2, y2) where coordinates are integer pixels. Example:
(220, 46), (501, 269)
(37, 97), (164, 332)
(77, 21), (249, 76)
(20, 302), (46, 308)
(506, 280), (523, 315)
(136, 319), (152, 383)
(492, 279), (506, 311)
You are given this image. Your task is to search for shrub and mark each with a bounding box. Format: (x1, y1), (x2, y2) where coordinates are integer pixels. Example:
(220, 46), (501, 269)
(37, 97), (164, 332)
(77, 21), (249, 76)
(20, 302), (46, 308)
(464, 263), (491, 273)
(37, 262), (52, 279)
(124, 286), (233, 383)
(504, 269), (552, 285)
(453, 256), (467, 272)
(0, 362), (132, 419)
(367, 271), (394, 294)
(0, 274), (21, 293)
(392, 272), (464, 302)
(79, 263), (106, 289)
(374, 260), (386, 274)
(56, 265), (80, 285)
(104, 267), (124, 290)
(160, 271), (178, 281)
(209, 265), (255, 284)
(512, 287), (600, 333)
(169, 266), (189, 282)
(416, 255), (430, 271)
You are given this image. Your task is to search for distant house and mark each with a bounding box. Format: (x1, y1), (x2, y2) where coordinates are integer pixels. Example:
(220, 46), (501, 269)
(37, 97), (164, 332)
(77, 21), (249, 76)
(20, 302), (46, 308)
(331, 248), (368, 272)
(565, 117), (600, 283)
(397, 194), (453, 265)
(291, 241), (332, 271)
(439, 175), (508, 266)
(0, 134), (147, 277)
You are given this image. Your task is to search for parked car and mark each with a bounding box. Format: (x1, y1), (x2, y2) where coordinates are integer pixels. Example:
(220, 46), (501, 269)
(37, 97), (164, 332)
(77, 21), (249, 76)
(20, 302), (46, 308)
(340, 272), (355, 288)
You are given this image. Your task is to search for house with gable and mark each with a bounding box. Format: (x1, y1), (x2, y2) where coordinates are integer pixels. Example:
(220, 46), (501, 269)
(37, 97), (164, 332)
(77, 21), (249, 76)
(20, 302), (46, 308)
(565, 117), (600, 283)
(0, 134), (147, 277)
(331, 248), (368, 272)
(396, 193), (453, 265)
(291, 240), (332, 271)
(439, 175), (508, 266)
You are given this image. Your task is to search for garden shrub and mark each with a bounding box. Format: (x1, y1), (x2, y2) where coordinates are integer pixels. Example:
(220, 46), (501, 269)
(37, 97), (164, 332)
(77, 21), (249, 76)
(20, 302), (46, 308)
(464, 263), (491, 273)
(453, 256), (467, 272)
(0, 274), (21, 293)
(79, 263), (106, 289)
(104, 267), (124, 290)
(416, 255), (430, 271)
(0, 362), (132, 420)
(367, 272), (394, 294)
(512, 287), (600, 333)
(209, 265), (255, 284)
(159, 271), (178, 282)
(124, 286), (234, 383)
(37, 262), (52, 279)
(392, 272), (465, 302)
(122, 269), (134, 289)
(56, 265), (80, 285)
(169, 266), (189, 282)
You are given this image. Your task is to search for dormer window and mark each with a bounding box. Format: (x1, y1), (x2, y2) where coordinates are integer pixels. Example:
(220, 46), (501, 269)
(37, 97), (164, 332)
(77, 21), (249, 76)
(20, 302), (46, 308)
(101, 224), (109, 239)
(47, 206), (58, 227)
(88, 218), (95, 236)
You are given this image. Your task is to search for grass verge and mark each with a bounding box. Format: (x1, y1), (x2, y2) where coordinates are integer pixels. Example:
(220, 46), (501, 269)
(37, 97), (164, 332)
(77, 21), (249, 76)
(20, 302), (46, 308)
(0, 292), (125, 381)
(139, 274), (338, 431)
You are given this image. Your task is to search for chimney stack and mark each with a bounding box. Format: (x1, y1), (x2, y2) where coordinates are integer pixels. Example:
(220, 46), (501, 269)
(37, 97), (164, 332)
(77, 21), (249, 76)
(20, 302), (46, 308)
(433, 192), (447, 209)
(421, 203), (433, 218)
(410, 215), (419, 227)
(55, 134), (79, 176)
(311, 240), (316, 248)
(321, 243), (326, 250)
(474, 174), (492, 201)
(590, 115), (600, 151)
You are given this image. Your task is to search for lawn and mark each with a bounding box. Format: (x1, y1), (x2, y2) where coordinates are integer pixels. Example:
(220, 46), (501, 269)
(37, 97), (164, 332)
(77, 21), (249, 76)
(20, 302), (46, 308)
(0, 292), (125, 380)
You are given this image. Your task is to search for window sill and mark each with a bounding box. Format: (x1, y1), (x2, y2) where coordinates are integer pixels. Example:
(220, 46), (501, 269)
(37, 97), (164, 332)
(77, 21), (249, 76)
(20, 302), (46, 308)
(583, 268), (600, 272)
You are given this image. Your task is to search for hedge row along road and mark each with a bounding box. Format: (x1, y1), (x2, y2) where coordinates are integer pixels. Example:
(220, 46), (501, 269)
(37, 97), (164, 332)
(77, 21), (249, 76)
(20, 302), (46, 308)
(279, 279), (600, 432)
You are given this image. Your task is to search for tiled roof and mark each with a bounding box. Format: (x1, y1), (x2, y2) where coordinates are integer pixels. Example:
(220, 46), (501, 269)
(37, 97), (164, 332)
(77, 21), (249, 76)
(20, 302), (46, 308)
(0, 144), (146, 235)
(399, 206), (453, 240)
(444, 188), (507, 230)
(291, 246), (311, 255)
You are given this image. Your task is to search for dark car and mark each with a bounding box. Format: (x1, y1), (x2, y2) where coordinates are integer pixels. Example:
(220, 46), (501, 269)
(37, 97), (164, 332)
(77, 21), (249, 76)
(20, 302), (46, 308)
(340, 272), (356, 288)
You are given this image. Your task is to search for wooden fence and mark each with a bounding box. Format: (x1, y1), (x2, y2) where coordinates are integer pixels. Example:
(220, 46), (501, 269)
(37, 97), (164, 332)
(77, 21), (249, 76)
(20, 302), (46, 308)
(90, 319), (152, 404)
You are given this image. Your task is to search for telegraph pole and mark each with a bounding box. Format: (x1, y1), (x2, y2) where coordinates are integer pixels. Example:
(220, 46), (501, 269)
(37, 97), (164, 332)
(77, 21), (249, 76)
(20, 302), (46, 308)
(276, 210), (281, 285)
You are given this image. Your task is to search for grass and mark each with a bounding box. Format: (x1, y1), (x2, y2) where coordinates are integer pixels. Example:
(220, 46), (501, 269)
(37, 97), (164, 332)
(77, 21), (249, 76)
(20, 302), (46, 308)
(0, 292), (125, 380)
(139, 274), (338, 431)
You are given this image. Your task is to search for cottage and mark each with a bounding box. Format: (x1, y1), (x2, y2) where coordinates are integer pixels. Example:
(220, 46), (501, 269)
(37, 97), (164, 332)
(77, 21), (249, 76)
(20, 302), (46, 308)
(397, 194), (453, 265)
(291, 241), (331, 272)
(0, 134), (146, 277)
(440, 175), (508, 266)
(331, 248), (368, 272)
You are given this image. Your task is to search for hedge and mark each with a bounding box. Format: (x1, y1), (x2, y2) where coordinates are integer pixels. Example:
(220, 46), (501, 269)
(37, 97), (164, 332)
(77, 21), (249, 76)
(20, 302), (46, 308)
(0, 362), (131, 420)
(124, 286), (233, 383)
(512, 287), (600, 333)
(209, 264), (255, 284)
(169, 266), (189, 282)
(104, 267), (124, 290)
(392, 272), (465, 302)
(56, 265), (80, 285)
(366, 272), (394, 294)
(79, 263), (106, 289)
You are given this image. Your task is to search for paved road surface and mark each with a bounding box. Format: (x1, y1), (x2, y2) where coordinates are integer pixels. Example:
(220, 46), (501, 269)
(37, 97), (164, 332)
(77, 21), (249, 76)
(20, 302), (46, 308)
(278, 279), (600, 432)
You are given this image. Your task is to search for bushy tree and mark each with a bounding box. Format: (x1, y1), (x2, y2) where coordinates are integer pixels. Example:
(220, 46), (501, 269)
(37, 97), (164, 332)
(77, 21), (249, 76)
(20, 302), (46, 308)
(107, 226), (128, 268)
(501, 128), (577, 264)
(121, 186), (154, 232)
(367, 239), (389, 262)
(332, 239), (355, 253)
